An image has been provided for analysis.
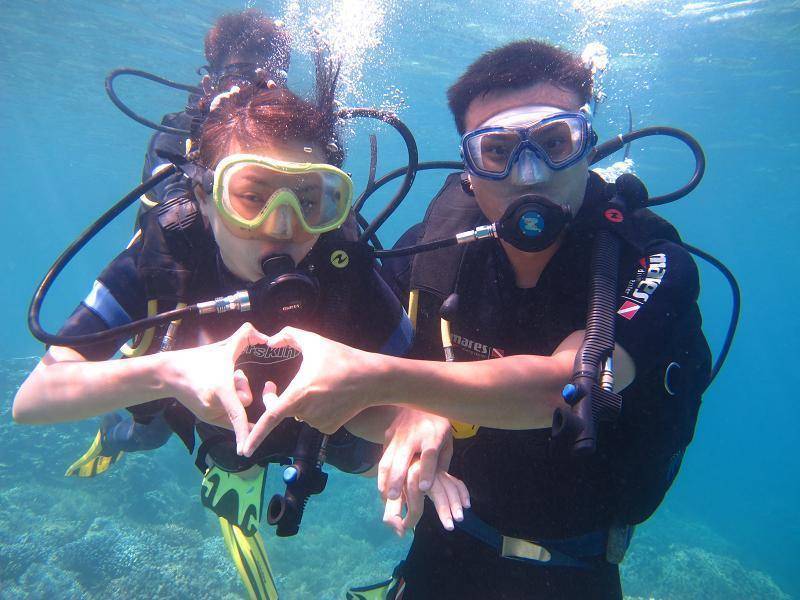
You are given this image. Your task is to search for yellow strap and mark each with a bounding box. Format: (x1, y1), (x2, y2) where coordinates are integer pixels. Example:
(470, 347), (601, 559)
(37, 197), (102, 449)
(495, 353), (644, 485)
(407, 289), (419, 332)
(119, 299), (158, 357)
(140, 162), (173, 207)
(126, 229), (142, 249)
(450, 420), (480, 439)
(440, 318), (452, 349)
(440, 315), (479, 439)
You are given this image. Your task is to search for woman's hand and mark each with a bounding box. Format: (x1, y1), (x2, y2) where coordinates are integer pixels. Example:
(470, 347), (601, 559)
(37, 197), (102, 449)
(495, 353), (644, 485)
(243, 327), (382, 456)
(164, 322), (268, 453)
(383, 460), (470, 537)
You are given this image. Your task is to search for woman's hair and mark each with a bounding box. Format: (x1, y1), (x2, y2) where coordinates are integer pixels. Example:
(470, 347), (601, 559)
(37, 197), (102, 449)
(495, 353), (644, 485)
(195, 53), (343, 168)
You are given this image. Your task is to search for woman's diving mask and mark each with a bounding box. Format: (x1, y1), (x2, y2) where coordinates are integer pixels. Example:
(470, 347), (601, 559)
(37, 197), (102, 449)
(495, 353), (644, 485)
(461, 105), (597, 185)
(191, 153), (353, 239)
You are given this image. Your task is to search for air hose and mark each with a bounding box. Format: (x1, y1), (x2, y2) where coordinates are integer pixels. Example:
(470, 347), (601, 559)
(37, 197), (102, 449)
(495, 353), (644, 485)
(552, 174), (648, 455)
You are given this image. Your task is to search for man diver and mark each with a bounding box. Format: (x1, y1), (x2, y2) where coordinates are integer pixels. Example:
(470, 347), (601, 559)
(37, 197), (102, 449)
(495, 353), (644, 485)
(244, 40), (712, 598)
(141, 8), (291, 210)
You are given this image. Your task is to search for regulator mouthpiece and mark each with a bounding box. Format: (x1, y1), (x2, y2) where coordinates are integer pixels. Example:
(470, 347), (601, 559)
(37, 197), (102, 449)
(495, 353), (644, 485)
(495, 195), (572, 252)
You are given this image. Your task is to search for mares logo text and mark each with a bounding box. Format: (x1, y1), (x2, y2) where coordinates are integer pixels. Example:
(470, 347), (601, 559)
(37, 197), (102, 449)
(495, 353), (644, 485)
(451, 333), (504, 359)
(618, 253), (667, 320)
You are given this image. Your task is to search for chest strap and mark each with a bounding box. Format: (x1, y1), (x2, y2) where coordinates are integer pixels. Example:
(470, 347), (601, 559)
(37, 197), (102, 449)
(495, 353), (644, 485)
(456, 509), (632, 569)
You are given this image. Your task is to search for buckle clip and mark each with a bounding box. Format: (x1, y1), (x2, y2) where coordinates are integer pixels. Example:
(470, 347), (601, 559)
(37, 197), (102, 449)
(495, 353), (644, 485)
(500, 536), (552, 563)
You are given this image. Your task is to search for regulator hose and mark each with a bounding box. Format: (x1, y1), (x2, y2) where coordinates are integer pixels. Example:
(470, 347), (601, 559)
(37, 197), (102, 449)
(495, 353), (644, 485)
(27, 166), (180, 347)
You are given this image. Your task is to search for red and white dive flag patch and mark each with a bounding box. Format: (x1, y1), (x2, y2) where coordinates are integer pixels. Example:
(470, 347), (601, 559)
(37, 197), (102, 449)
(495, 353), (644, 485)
(617, 300), (641, 320)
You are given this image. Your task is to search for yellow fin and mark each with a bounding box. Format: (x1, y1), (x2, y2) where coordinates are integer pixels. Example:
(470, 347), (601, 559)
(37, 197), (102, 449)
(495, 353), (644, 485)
(64, 430), (124, 478)
(218, 517), (279, 600)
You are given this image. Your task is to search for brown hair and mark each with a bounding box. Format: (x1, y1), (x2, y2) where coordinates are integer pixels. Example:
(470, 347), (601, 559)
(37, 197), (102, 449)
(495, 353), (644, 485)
(196, 55), (343, 168)
(204, 9), (290, 74)
(447, 40), (593, 134)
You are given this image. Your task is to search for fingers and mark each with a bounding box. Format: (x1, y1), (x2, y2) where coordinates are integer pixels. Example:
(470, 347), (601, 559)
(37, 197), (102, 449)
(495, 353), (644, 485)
(438, 474), (466, 523)
(437, 435), (454, 472)
(233, 369), (253, 408)
(427, 476), (457, 531)
(401, 463), (425, 533)
(242, 382), (281, 458)
(383, 444), (415, 501)
(217, 384), (252, 455)
(383, 496), (405, 537)
(230, 322), (269, 357)
(266, 326), (308, 350)
(263, 380), (277, 396)
(417, 439), (442, 493)
(451, 473), (471, 509)
(377, 440), (396, 498)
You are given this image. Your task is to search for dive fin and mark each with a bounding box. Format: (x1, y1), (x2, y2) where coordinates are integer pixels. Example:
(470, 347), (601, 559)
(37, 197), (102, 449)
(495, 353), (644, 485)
(346, 567), (405, 600)
(219, 517), (279, 600)
(201, 465), (266, 537)
(65, 429), (124, 478)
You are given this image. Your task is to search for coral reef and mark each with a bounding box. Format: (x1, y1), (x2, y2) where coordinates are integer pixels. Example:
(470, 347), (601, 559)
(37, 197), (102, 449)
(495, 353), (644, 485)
(621, 512), (791, 600)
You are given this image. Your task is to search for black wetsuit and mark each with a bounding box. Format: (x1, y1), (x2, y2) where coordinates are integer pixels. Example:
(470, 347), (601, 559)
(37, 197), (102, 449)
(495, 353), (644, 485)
(60, 232), (412, 474)
(381, 173), (711, 599)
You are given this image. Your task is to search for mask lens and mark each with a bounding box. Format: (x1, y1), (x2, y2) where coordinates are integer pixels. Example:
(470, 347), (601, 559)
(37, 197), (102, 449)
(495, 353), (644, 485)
(224, 163), (278, 220)
(529, 117), (584, 165)
(220, 160), (350, 232)
(286, 171), (344, 229)
(468, 131), (521, 174)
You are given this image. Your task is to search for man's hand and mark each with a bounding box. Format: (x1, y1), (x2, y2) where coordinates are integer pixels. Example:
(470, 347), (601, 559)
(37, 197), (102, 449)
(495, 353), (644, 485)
(378, 408), (453, 500)
(165, 322), (268, 453)
(383, 460), (470, 537)
(243, 327), (379, 457)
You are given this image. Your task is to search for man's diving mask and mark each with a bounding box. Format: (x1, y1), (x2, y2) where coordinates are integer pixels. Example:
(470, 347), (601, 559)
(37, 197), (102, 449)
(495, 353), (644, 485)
(462, 105), (597, 184)
(203, 61), (289, 92)
(197, 154), (353, 237)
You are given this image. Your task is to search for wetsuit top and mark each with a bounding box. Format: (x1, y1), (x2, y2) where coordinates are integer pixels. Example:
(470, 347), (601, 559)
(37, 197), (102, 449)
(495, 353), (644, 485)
(59, 232), (412, 473)
(380, 172), (711, 596)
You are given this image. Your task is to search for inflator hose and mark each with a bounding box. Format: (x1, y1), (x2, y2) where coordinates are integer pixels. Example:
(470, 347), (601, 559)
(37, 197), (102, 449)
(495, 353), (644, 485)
(591, 127), (705, 206)
(553, 229), (622, 455)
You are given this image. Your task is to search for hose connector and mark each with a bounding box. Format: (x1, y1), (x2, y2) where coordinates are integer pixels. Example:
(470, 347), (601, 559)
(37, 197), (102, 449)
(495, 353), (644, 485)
(196, 290), (251, 315)
(456, 224), (497, 244)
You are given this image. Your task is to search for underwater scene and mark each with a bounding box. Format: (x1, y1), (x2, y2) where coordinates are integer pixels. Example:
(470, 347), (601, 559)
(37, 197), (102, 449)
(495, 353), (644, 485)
(1, 1), (798, 598)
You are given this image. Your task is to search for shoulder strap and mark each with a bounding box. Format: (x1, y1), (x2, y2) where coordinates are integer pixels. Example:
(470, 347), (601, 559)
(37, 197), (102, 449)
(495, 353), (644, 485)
(409, 173), (486, 299)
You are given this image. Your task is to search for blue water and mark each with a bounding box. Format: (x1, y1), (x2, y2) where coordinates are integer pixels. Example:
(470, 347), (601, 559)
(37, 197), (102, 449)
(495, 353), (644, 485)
(1, 1), (799, 598)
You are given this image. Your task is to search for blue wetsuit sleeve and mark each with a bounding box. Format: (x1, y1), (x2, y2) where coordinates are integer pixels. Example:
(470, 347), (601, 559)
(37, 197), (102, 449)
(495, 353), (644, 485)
(58, 242), (149, 360)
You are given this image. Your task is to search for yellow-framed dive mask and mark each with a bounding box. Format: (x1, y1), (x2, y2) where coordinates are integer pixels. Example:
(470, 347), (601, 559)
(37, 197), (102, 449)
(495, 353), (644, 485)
(213, 153), (353, 236)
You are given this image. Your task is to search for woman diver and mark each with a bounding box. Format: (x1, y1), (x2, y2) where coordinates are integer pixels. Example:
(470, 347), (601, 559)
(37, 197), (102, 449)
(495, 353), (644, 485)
(13, 52), (467, 599)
